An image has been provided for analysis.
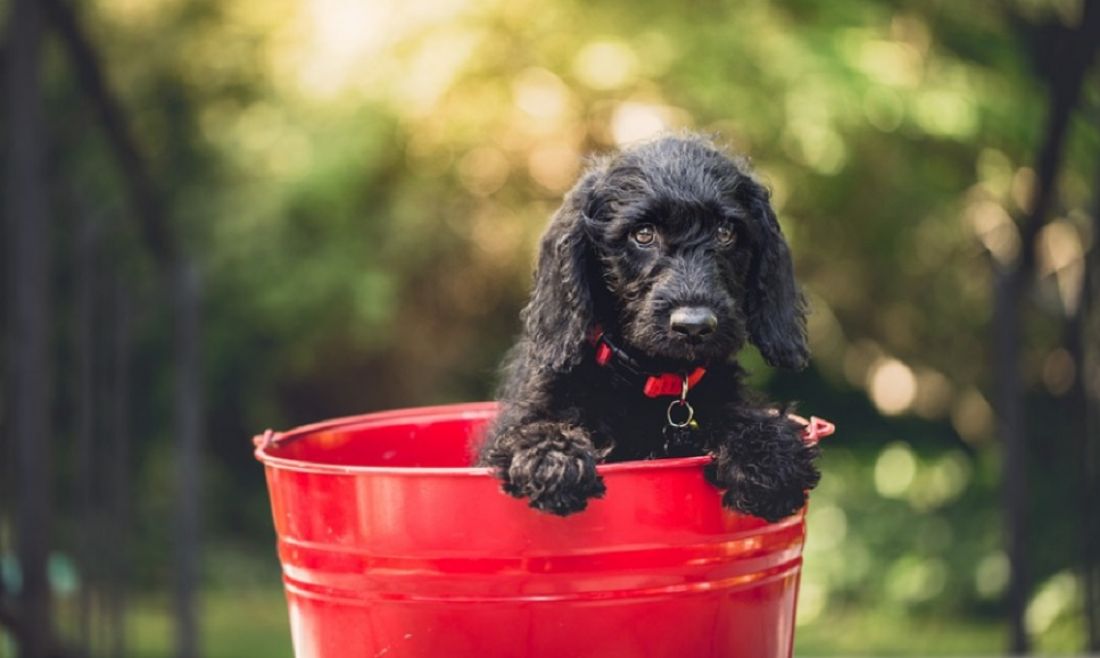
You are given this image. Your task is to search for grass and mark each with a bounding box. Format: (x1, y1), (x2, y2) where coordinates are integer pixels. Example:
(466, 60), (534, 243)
(128, 587), (291, 658)
(797, 608), (1006, 656)
(117, 585), (1013, 658)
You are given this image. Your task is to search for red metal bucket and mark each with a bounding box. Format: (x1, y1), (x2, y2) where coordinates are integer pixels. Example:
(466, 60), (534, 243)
(254, 402), (833, 658)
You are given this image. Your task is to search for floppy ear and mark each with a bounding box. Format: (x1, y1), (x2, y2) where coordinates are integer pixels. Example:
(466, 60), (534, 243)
(743, 183), (809, 370)
(520, 172), (601, 372)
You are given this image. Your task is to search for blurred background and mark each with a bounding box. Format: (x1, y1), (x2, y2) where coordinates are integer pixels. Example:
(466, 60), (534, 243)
(2, 0), (1099, 655)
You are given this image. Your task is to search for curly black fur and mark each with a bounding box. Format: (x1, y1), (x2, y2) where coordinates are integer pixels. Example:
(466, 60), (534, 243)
(479, 133), (820, 521)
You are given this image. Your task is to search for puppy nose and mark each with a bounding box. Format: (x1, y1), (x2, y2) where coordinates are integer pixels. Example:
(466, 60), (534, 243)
(670, 307), (718, 339)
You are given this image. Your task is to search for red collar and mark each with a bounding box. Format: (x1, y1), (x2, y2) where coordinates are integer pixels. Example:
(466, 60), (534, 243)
(588, 326), (707, 398)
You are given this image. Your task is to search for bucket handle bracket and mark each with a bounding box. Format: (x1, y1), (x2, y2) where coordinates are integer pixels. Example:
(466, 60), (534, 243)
(253, 428), (282, 450)
(790, 415), (835, 445)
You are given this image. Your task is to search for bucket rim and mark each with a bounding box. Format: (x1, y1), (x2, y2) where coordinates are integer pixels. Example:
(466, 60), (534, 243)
(253, 401), (715, 477)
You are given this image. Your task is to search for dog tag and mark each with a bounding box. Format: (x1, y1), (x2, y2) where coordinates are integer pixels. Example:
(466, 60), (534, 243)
(661, 423), (697, 457)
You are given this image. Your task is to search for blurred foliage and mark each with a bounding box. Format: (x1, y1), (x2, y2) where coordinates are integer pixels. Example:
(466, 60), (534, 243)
(5, 0), (1100, 654)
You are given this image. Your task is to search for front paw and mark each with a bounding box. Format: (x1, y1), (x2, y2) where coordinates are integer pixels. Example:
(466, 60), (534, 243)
(709, 418), (820, 522)
(498, 425), (606, 516)
(715, 463), (814, 522)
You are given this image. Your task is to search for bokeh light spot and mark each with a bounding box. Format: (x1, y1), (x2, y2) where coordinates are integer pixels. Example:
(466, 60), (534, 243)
(975, 552), (1009, 599)
(610, 102), (686, 146)
(513, 68), (574, 122)
(886, 556), (947, 603)
(874, 442), (917, 498)
(966, 199), (1020, 266)
(1037, 220), (1085, 314)
(573, 40), (639, 91)
(857, 40), (923, 87)
(913, 89), (977, 138)
(806, 504), (848, 552)
(909, 451), (972, 510)
(795, 581), (826, 626)
(528, 142), (580, 193)
(912, 368), (953, 419)
(867, 357), (917, 415)
(951, 388), (994, 444)
(1026, 571), (1080, 635)
(781, 122), (847, 175)
(863, 86), (904, 132)
(458, 146), (511, 197)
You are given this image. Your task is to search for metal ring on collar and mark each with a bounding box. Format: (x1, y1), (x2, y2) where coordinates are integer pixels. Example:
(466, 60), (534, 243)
(667, 399), (694, 428)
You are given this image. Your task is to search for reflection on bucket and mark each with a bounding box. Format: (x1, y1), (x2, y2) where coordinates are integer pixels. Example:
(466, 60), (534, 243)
(254, 402), (833, 658)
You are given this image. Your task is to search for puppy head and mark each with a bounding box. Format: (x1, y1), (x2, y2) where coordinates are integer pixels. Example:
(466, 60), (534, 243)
(523, 134), (808, 372)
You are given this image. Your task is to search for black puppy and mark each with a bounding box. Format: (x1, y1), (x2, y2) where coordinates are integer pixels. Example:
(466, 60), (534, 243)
(479, 133), (819, 521)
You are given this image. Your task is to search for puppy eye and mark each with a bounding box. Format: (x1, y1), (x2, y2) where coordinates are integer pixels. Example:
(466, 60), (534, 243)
(715, 223), (736, 247)
(632, 225), (657, 246)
